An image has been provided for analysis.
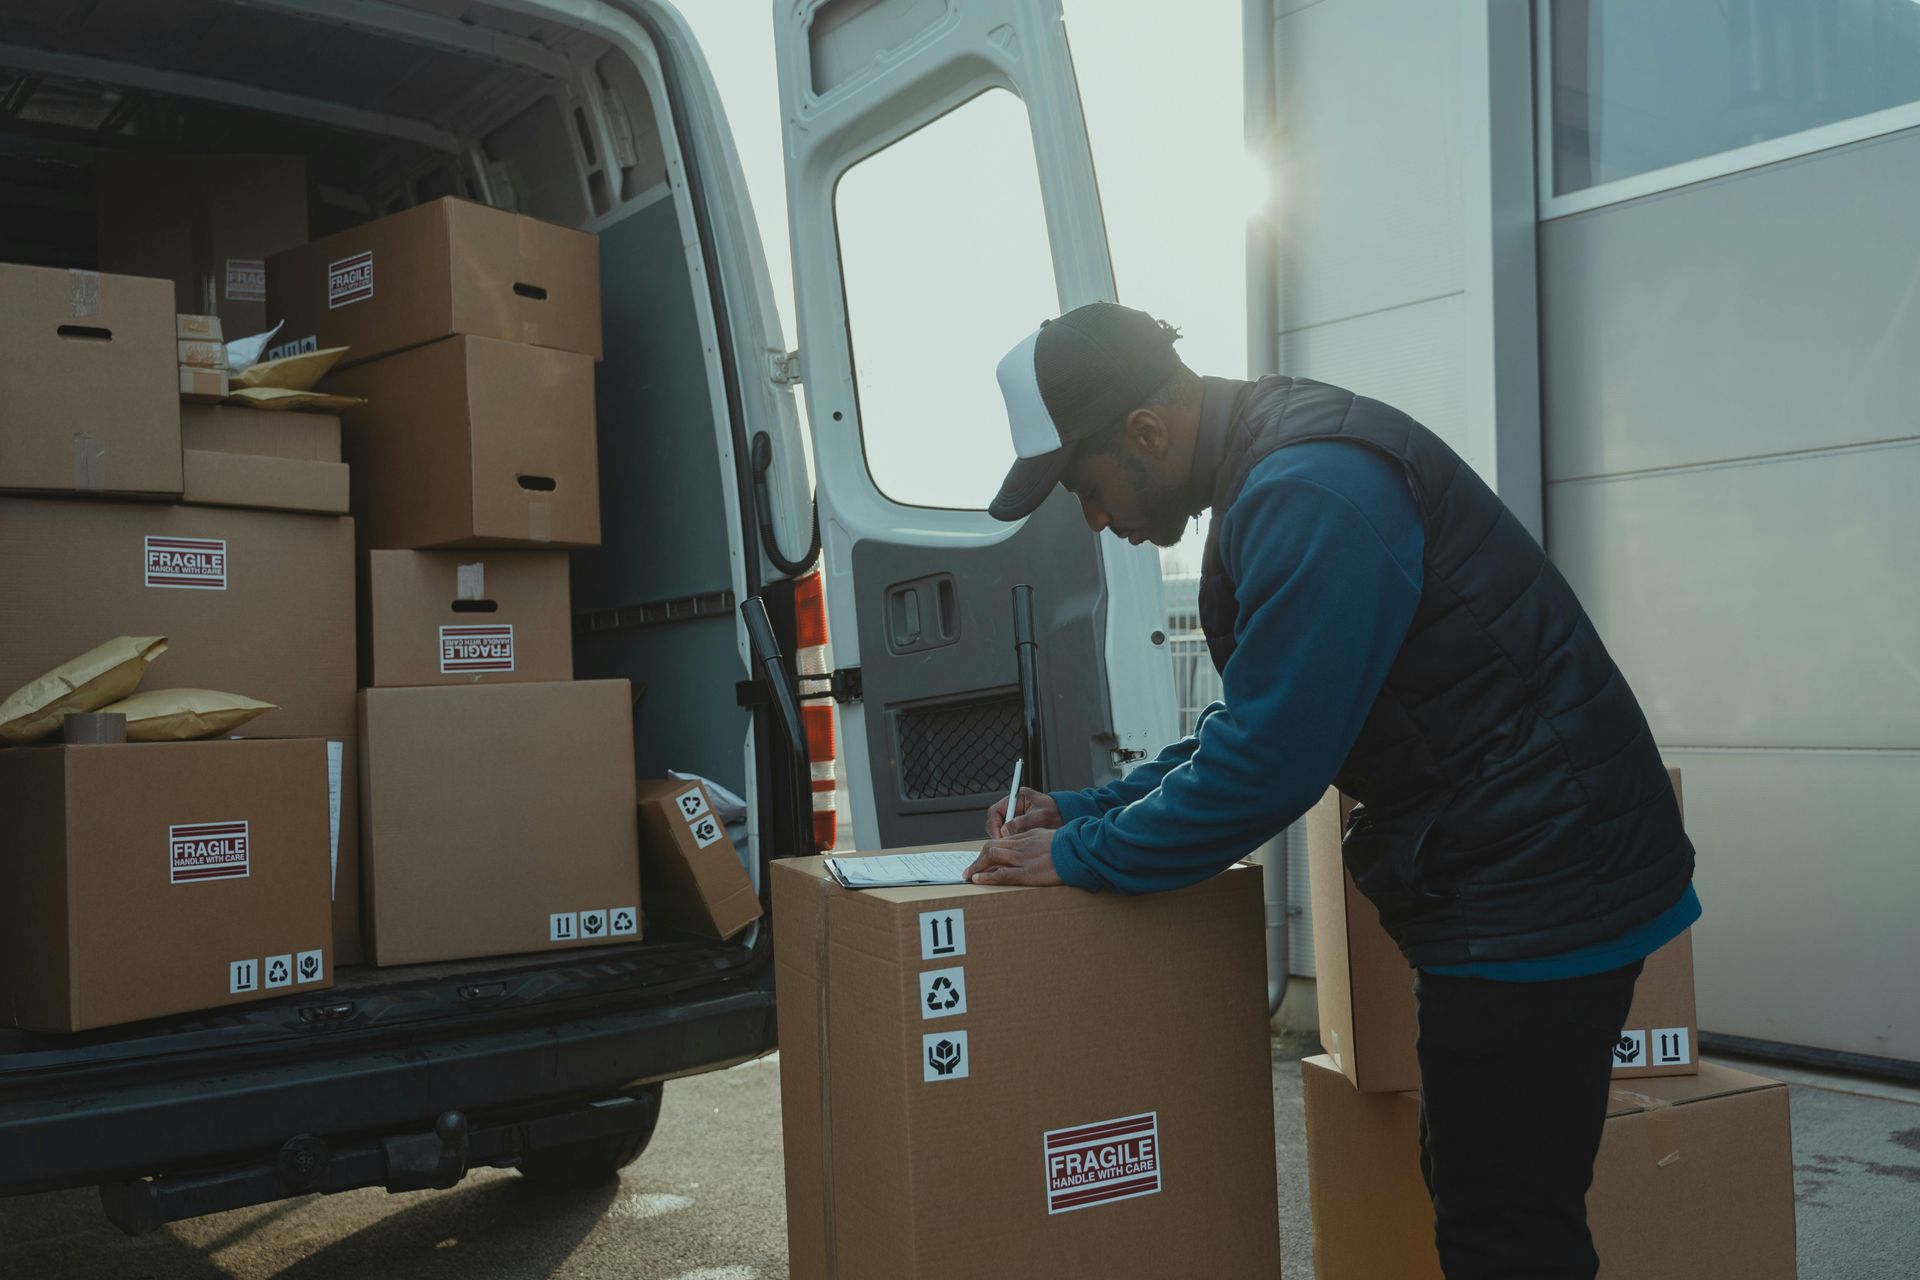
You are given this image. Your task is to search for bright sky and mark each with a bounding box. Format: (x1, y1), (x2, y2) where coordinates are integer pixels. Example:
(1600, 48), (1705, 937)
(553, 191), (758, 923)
(678, 0), (1246, 576)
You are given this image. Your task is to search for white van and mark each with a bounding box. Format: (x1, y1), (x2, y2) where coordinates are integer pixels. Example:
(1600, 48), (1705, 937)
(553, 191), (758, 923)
(0, 0), (1175, 1226)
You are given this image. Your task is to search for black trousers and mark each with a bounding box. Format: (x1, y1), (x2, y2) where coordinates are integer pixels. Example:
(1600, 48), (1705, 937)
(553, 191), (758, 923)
(1413, 959), (1644, 1280)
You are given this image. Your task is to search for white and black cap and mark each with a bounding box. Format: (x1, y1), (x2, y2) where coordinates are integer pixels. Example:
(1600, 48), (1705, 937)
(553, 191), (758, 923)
(990, 302), (1183, 521)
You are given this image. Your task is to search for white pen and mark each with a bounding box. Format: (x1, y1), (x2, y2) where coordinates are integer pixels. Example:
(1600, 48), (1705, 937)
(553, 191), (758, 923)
(1005, 758), (1024, 828)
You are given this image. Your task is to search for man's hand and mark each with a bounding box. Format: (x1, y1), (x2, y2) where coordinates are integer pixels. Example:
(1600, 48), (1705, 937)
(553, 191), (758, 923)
(984, 787), (1061, 838)
(964, 827), (1064, 887)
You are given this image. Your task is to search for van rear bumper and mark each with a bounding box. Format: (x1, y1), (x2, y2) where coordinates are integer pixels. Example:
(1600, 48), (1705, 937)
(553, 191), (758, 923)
(0, 981), (775, 1199)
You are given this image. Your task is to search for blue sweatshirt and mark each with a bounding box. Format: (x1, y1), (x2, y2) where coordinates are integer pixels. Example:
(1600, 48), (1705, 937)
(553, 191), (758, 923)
(1049, 438), (1697, 981)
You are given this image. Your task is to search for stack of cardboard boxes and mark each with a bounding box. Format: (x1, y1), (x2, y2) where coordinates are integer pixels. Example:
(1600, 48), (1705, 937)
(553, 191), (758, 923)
(1301, 768), (1800, 1278)
(3, 169), (759, 1034)
(0, 249), (347, 1029)
(261, 198), (644, 967)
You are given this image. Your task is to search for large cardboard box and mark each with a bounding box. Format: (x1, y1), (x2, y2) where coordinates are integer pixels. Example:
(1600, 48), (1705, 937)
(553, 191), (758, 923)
(0, 739), (334, 1032)
(327, 335), (600, 549)
(634, 779), (761, 941)
(1309, 766), (1698, 1092)
(0, 264), (180, 497)
(363, 549), (572, 687)
(1301, 1054), (1797, 1279)
(265, 197), (601, 365)
(0, 498), (364, 963)
(358, 680), (640, 966)
(95, 152), (309, 336)
(773, 854), (1281, 1279)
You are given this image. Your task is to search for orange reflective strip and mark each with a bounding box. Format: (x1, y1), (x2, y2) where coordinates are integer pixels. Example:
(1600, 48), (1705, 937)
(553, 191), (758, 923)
(795, 571), (829, 650)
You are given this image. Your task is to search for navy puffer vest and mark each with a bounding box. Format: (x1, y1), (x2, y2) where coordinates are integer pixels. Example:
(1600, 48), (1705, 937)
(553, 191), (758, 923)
(1198, 377), (1692, 965)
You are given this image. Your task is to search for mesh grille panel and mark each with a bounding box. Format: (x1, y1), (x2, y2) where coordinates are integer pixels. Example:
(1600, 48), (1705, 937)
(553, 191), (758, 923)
(895, 694), (1024, 801)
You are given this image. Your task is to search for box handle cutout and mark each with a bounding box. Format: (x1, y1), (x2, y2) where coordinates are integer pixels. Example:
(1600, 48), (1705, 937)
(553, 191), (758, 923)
(57, 324), (112, 341)
(517, 474), (557, 491)
(512, 282), (549, 300)
(450, 599), (499, 613)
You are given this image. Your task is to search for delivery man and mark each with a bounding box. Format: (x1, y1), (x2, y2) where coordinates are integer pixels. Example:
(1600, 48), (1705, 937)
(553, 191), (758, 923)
(964, 302), (1698, 1280)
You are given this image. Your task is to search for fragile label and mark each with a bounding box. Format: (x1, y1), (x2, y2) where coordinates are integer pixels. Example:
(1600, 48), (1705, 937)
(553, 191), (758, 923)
(170, 820), (249, 884)
(688, 812), (725, 849)
(922, 1030), (969, 1082)
(145, 536), (227, 590)
(225, 257), (266, 302)
(1612, 1029), (1648, 1068)
(296, 949), (325, 984)
(327, 250), (374, 308)
(1044, 1112), (1163, 1214)
(440, 624), (514, 674)
(579, 908), (609, 940)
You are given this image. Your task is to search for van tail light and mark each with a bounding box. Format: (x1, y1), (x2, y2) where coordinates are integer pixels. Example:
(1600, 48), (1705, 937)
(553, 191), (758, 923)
(793, 570), (841, 850)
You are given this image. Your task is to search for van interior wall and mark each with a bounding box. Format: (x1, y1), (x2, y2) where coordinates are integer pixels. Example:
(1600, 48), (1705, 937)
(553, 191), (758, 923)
(569, 192), (749, 801)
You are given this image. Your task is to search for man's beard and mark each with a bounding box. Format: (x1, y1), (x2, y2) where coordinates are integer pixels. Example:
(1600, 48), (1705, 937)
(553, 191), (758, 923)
(1122, 453), (1196, 547)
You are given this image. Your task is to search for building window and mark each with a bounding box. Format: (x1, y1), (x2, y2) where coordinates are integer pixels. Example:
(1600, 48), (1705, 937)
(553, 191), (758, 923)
(1547, 0), (1920, 197)
(834, 89), (1060, 510)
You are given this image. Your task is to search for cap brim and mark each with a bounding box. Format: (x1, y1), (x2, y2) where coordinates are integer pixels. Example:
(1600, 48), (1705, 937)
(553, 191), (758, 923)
(989, 447), (1073, 522)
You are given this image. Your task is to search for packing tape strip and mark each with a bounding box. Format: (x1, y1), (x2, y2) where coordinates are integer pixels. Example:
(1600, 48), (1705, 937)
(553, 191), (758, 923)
(527, 499), (552, 543)
(69, 268), (100, 318)
(521, 319), (541, 346)
(1611, 1089), (1682, 1168)
(815, 891), (840, 1278)
(456, 562), (486, 601)
(72, 432), (106, 492)
(518, 215), (539, 260)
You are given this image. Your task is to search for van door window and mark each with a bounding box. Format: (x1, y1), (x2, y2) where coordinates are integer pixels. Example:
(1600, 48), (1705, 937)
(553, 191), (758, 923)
(834, 88), (1059, 511)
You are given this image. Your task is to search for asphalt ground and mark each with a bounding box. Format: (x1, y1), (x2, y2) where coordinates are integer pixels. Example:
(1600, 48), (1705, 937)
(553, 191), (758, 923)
(3, 1045), (1914, 1278)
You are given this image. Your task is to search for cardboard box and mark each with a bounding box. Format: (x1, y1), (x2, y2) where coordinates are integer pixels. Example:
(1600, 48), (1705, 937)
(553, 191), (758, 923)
(634, 779), (761, 941)
(1309, 766), (1698, 1092)
(363, 549), (572, 687)
(182, 450), (348, 515)
(96, 152), (308, 336)
(358, 680), (640, 966)
(773, 854), (1281, 1279)
(180, 366), (231, 402)
(177, 313), (223, 341)
(0, 738), (334, 1032)
(0, 497), (365, 963)
(1301, 1055), (1797, 1279)
(181, 404), (341, 461)
(327, 335), (600, 549)
(265, 197), (601, 365)
(0, 264), (180, 497)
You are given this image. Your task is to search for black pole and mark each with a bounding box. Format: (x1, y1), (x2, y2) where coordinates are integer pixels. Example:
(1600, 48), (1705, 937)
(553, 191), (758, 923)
(740, 596), (815, 855)
(1012, 584), (1045, 793)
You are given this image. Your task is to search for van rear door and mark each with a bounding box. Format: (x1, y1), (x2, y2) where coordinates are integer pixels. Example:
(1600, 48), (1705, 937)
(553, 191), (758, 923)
(772, 0), (1175, 849)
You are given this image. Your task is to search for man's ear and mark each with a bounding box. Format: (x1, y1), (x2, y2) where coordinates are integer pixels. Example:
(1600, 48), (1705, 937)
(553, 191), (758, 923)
(1124, 408), (1169, 460)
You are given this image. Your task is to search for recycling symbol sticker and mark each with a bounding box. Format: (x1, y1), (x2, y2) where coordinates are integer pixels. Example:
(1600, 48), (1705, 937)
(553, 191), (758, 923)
(264, 953), (293, 989)
(923, 1030), (970, 1081)
(918, 965), (967, 1020)
(610, 906), (638, 937)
